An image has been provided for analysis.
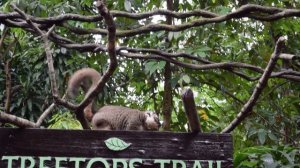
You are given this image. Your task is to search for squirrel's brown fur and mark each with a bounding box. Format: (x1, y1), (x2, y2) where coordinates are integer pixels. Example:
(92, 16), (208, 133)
(67, 68), (160, 131)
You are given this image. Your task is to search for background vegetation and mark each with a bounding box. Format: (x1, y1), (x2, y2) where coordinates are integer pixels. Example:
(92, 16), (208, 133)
(0, 0), (299, 167)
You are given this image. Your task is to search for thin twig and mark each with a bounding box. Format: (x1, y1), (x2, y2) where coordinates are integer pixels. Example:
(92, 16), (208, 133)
(11, 4), (59, 96)
(42, 25), (59, 96)
(36, 94), (67, 127)
(0, 26), (9, 61)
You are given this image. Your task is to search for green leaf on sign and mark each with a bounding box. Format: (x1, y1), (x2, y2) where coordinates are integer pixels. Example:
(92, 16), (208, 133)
(105, 137), (131, 151)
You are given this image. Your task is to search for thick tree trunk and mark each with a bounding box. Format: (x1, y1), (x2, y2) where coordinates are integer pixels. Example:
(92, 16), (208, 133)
(162, 0), (173, 131)
(162, 62), (172, 130)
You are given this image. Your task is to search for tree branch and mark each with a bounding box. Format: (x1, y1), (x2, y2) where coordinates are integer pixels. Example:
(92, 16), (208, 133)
(279, 53), (300, 61)
(11, 4), (59, 97)
(0, 111), (37, 128)
(0, 12), (103, 24)
(3, 5), (300, 38)
(8, 4), (77, 127)
(70, 0), (118, 129)
(111, 8), (218, 19)
(222, 37), (286, 133)
(0, 26), (9, 55)
(118, 51), (300, 82)
(161, 0), (173, 131)
(1, 3), (299, 129)
(2, 4), (300, 85)
(55, 4), (300, 37)
(4, 59), (12, 113)
(119, 52), (263, 71)
(36, 94), (67, 127)
(3, 36), (17, 114)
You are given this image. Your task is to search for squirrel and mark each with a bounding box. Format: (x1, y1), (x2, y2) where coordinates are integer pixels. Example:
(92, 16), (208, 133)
(67, 68), (160, 131)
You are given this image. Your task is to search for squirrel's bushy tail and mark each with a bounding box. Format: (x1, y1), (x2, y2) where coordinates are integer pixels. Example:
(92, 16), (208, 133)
(67, 68), (101, 98)
(67, 68), (101, 121)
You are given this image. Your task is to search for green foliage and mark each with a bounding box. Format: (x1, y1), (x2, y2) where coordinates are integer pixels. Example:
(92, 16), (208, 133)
(145, 61), (166, 75)
(47, 111), (82, 129)
(0, 0), (300, 167)
(234, 146), (300, 168)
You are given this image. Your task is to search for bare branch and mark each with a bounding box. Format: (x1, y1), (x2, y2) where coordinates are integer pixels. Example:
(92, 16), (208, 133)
(11, 4), (44, 35)
(2, 30), (17, 114)
(4, 59), (12, 113)
(36, 95), (66, 127)
(8, 4), (77, 127)
(0, 4), (275, 26)
(2, 19), (299, 83)
(2, 4), (300, 38)
(42, 34), (60, 96)
(80, 0), (117, 106)
(222, 37), (286, 133)
(60, 43), (106, 52)
(0, 4), (295, 24)
(4, 31), (294, 83)
(49, 32), (75, 44)
(0, 26), (9, 53)
(249, 9), (300, 21)
(36, 103), (56, 127)
(0, 12), (103, 24)
(5, 5), (293, 38)
(279, 53), (300, 61)
(11, 3), (59, 97)
(46, 24), (56, 36)
(57, 4), (300, 37)
(118, 47), (210, 64)
(2, 19), (32, 30)
(54, 97), (77, 110)
(0, 111), (37, 128)
(7, 28), (294, 83)
(119, 51), (300, 82)
(0, 5), (293, 24)
(69, 0), (118, 129)
(119, 52), (264, 71)
(270, 70), (300, 77)
(111, 9), (218, 19)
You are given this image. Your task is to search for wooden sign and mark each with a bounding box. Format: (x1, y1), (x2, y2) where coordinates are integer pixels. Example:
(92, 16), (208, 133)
(0, 128), (233, 168)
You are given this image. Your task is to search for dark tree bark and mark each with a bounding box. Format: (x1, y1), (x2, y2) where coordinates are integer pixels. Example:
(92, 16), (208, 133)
(4, 59), (12, 113)
(162, 0), (174, 131)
